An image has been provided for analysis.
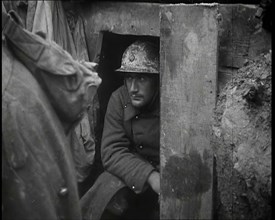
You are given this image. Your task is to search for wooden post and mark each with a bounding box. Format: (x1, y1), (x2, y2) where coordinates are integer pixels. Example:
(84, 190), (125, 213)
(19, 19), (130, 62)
(160, 4), (218, 219)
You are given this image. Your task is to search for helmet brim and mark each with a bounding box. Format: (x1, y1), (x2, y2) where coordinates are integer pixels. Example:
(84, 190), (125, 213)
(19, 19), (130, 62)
(115, 67), (159, 74)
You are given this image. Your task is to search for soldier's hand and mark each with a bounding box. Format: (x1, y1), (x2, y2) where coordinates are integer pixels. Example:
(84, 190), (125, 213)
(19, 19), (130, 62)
(147, 171), (160, 195)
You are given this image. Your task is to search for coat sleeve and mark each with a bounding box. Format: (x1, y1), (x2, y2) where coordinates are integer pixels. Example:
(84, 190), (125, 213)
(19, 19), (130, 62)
(72, 112), (95, 182)
(101, 91), (155, 194)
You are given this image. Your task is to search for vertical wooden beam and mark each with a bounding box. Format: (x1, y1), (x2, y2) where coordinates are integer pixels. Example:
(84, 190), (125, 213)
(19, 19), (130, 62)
(160, 4), (218, 219)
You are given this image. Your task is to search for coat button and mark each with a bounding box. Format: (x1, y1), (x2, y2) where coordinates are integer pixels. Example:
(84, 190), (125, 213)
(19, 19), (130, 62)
(139, 145), (143, 149)
(58, 187), (68, 196)
(135, 115), (139, 119)
(132, 185), (135, 190)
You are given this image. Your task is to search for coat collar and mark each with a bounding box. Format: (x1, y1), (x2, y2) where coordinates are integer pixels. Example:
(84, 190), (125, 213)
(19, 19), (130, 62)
(123, 86), (160, 121)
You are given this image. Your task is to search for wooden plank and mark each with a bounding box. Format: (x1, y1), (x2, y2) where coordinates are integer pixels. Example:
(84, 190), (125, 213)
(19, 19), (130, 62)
(218, 4), (271, 69)
(160, 4), (218, 219)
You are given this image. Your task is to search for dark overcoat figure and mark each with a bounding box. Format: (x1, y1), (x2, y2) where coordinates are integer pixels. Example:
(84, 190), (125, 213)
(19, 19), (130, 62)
(2, 8), (101, 220)
(81, 41), (160, 220)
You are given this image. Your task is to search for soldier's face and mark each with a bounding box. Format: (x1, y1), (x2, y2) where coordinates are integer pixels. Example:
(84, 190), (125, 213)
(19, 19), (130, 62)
(125, 73), (157, 108)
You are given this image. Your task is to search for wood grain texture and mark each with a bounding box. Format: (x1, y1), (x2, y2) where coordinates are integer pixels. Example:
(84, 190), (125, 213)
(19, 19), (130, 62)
(160, 4), (218, 219)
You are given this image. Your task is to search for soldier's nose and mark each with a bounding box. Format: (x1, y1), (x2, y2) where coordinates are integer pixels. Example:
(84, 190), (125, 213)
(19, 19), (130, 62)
(130, 79), (138, 92)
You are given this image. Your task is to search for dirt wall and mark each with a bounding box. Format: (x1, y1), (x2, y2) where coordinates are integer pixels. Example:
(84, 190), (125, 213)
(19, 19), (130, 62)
(212, 51), (271, 220)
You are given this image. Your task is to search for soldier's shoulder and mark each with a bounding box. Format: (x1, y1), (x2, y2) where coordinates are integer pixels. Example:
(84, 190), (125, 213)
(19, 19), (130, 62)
(111, 85), (129, 102)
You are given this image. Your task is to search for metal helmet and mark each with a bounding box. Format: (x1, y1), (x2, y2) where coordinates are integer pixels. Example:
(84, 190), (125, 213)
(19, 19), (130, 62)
(116, 41), (159, 74)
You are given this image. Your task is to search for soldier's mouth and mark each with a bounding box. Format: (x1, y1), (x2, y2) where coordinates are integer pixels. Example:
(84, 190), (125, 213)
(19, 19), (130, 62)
(131, 94), (143, 100)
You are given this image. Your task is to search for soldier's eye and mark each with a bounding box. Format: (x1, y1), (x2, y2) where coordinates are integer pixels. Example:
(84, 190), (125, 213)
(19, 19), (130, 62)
(139, 77), (145, 82)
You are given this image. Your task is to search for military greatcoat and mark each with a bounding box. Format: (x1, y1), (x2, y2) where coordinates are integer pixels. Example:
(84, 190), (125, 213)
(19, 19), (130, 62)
(81, 85), (160, 220)
(2, 8), (101, 219)
(2, 42), (82, 220)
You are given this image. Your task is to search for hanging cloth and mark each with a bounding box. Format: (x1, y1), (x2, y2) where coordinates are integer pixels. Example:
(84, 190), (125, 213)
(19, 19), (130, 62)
(52, 1), (77, 58)
(31, 0), (53, 40)
(73, 15), (101, 171)
(25, 0), (37, 32)
(73, 16), (89, 61)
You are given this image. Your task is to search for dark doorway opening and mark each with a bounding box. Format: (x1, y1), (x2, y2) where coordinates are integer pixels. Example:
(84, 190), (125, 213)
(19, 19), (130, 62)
(96, 32), (159, 149)
(79, 32), (159, 197)
(97, 32), (159, 123)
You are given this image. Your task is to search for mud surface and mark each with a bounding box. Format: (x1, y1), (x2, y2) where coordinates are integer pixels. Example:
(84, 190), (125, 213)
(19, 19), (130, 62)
(212, 51), (271, 220)
(162, 150), (212, 200)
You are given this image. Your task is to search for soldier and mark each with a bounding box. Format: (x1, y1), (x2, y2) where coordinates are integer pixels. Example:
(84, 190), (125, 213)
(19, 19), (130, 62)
(81, 40), (160, 220)
(2, 7), (101, 220)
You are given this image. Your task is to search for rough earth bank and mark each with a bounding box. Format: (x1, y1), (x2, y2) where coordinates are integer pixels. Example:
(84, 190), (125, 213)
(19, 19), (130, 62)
(212, 51), (271, 220)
